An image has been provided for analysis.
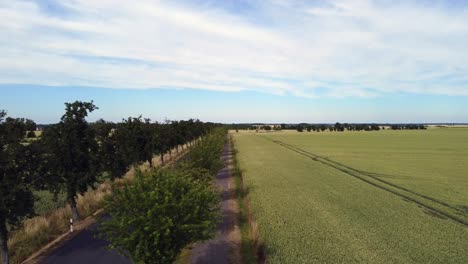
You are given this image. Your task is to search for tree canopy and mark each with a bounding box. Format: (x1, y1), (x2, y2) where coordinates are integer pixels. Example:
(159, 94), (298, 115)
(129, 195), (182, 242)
(0, 111), (37, 264)
(41, 101), (99, 220)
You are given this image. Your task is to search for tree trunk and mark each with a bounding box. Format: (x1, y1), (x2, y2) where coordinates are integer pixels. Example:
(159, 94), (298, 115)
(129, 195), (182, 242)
(68, 195), (80, 221)
(148, 158), (153, 168)
(160, 154), (164, 166)
(176, 146), (179, 155)
(169, 149), (172, 159)
(0, 218), (9, 264)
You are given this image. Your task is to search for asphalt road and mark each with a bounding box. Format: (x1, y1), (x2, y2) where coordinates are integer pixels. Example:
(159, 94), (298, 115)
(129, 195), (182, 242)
(39, 216), (132, 264)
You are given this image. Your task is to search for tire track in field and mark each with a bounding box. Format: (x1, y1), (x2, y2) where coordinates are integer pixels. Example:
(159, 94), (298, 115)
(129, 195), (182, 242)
(261, 136), (468, 227)
(273, 139), (463, 214)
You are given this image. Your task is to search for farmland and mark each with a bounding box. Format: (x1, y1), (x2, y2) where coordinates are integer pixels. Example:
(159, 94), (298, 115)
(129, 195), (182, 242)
(233, 128), (468, 263)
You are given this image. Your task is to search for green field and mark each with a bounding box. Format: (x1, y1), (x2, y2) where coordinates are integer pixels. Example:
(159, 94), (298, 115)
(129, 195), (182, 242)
(233, 128), (468, 263)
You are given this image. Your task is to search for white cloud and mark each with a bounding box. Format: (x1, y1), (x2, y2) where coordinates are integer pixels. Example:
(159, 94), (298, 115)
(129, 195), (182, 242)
(1, 0), (468, 97)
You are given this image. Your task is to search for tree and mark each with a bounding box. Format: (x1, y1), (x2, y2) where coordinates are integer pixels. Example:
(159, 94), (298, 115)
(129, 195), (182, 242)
(99, 169), (220, 264)
(0, 111), (37, 264)
(24, 119), (36, 131)
(335, 122), (344, 132)
(93, 119), (130, 180)
(155, 122), (171, 166)
(41, 101), (99, 221)
(297, 126), (304, 132)
(370, 124), (380, 131)
(26, 131), (36, 138)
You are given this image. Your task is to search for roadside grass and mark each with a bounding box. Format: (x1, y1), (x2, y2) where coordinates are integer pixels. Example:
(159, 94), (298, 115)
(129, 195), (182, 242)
(233, 129), (468, 263)
(8, 181), (112, 263)
(230, 135), (262, 264)
(7, 145), (189, 264)
(174, 247), (191, 264)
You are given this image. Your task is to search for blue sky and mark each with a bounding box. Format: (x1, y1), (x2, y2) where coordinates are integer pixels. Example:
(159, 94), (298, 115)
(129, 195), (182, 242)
(1, 0), (468, 123)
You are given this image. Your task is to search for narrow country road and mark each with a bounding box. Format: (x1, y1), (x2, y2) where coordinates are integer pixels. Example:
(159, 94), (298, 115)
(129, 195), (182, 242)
(190, 141), (241, 264)
(37, 215), (131, 264)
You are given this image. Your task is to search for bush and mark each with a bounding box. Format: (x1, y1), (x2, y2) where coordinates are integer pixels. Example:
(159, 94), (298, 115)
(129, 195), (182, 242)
(99, 169), (220, 264)
(175, 162), (214, 183)
(26, 131), (36, 138)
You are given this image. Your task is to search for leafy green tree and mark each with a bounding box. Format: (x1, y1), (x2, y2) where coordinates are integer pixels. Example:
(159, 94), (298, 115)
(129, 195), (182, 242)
(0, 111), (37, 264)
(110, 116), (155, 168)
(99, 169), (220, 264)
(171, 121), (185, 154)
(41, 101), (99, 221)
(26, 131), (36, 138)
(154, 122), (170, 165)
(24, 119), (36, 132)
(186, 128), (226, 175)
(335, 122), (344, 132)
(93, 119), (130, 180)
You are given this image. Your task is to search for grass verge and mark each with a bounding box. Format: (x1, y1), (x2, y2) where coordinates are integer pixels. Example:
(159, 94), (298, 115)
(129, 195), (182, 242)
(230, 135), (265, 264)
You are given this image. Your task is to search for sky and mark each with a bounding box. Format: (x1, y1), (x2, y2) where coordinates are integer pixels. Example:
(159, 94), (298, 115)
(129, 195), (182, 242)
(1, 0), (468, 123)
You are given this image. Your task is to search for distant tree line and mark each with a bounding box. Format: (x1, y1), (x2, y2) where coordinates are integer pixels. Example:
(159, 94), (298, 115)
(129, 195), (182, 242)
(230, 122), (427, 132)
(0, 101), (221, 264)
(389, 124), (427, 130)
(295, 123), (383, 132)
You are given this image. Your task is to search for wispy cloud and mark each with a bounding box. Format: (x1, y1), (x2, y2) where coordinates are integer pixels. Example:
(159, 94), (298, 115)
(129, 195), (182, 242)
(1, 0), (468, 97)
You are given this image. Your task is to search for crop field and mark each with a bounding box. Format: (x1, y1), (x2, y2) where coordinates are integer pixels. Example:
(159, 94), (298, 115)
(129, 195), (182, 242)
(233, 128), (468, 263)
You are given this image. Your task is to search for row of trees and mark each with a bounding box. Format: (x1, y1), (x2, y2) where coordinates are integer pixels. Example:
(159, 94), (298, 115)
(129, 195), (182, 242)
(390, 124), (427, 130)
(100, 127), (227, 264)
(296, 123), (382, 132)
(0, 101), (218, 264)
(296, 123), (427, 132)
(232, 123), (427, 132)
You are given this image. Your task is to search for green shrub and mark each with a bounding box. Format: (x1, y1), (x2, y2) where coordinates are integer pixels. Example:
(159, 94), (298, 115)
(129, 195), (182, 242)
(33, 190), (67, 215)
(26, 131), (36, 138)
(99, 169), (220, 264)
(186, 128), (226, 175)
(175, 162), (214, 183)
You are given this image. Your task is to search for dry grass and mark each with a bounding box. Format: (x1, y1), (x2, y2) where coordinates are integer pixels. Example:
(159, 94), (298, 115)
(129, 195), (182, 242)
(7, 144), (190, 264)
(8, 182), (112, 264)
